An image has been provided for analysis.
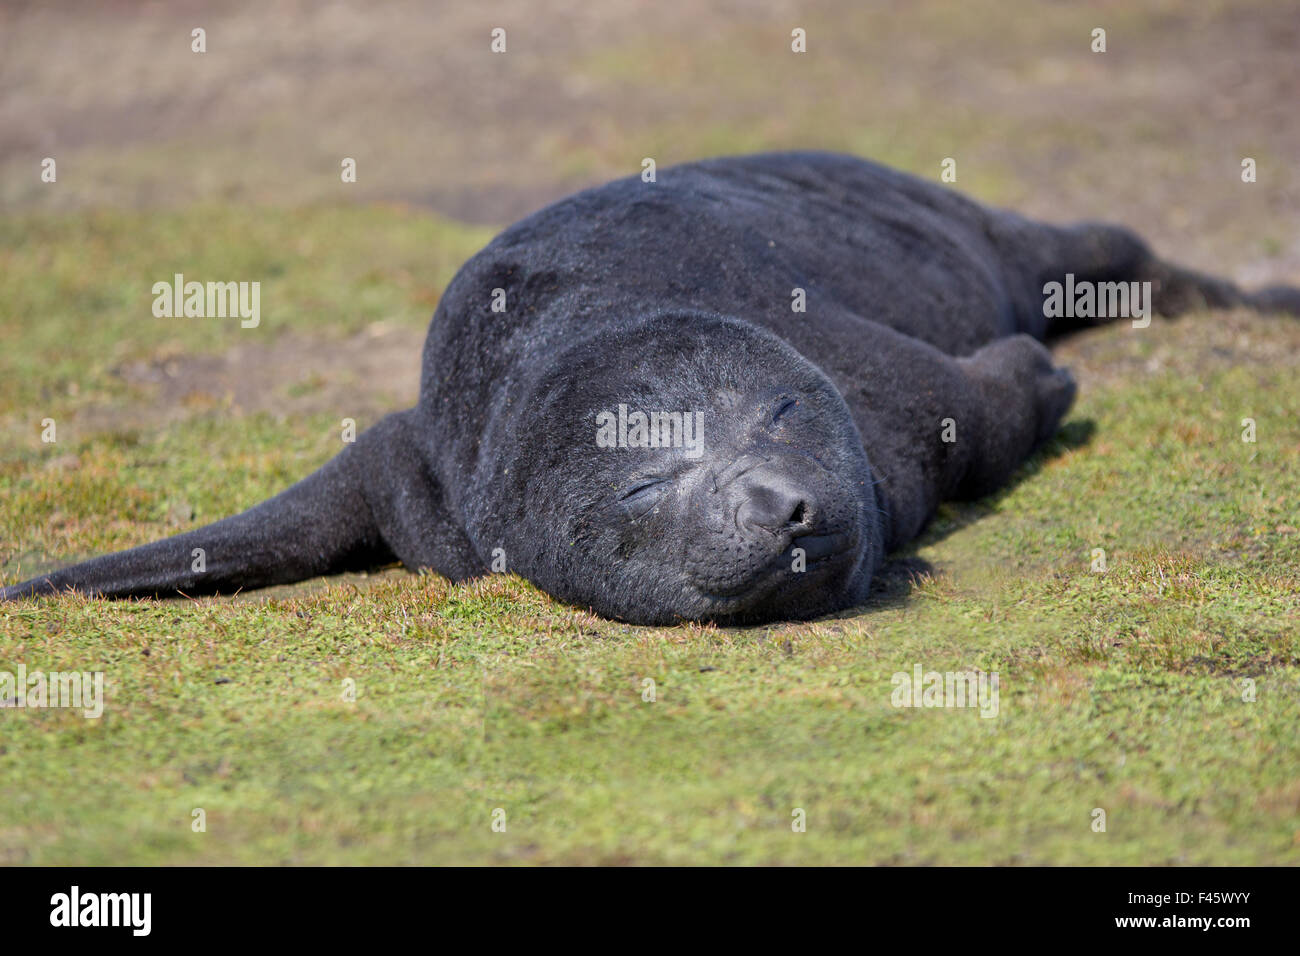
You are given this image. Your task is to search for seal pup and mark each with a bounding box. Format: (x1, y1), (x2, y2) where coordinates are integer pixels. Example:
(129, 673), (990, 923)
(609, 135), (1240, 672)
(4, 152), (1297, 624)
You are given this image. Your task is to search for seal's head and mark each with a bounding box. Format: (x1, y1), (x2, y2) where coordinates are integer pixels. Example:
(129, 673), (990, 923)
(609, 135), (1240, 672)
(477, 312), (884, 625)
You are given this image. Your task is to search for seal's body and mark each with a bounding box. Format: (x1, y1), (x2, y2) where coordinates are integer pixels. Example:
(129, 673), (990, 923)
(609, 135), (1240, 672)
(4, 153), (1296, 623)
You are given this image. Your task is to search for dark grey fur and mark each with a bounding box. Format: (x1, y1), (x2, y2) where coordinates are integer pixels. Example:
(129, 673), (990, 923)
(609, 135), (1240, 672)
(5, 152), (1297, 623)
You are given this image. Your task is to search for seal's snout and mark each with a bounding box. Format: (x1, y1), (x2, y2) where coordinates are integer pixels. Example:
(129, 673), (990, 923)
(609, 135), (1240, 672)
(735, 467), (816, 537)
(681, 446), (863, 607)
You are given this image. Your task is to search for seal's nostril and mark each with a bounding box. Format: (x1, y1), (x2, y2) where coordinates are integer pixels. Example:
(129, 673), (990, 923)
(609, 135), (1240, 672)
(737, 484), (815, 534)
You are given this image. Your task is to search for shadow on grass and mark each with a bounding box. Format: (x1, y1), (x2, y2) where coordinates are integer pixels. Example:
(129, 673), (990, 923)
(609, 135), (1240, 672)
(852, 417), (1098, 614)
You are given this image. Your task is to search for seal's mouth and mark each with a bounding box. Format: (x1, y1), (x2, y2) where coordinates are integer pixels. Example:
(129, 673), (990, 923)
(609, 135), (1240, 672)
(699, 528), (857, 605)
(690, 528), (861, 624)
(776, 531), (853, 567)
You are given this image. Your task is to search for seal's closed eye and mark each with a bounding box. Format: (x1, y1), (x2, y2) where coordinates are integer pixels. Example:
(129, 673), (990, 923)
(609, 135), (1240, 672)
(771, 397), (799, 423)
(619, 478), (671, 519)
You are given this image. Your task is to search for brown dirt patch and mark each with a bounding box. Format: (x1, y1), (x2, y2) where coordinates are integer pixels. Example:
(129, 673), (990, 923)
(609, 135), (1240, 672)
(70, 321), (423, 440)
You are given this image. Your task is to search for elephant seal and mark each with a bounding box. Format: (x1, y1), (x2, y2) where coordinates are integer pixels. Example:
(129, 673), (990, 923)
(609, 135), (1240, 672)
(4, 152), (1298, 623)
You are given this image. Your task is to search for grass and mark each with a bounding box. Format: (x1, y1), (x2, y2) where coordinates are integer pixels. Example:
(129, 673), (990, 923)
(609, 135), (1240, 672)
(2, 203), (1298, 864)
(0, 206), (491, 421)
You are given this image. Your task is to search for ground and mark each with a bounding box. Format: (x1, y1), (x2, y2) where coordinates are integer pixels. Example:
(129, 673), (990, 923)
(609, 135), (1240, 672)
(1, 0), (1298, 864)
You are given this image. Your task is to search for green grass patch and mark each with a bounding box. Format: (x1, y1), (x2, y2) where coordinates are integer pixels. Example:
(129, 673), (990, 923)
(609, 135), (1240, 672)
(2, 203), (1298, 864)
(0, 205), (491, 418)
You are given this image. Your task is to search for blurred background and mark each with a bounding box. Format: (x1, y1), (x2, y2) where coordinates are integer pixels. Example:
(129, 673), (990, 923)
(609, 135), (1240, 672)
(4, 0), (1299, 545)
(3, 0), (1298, 272)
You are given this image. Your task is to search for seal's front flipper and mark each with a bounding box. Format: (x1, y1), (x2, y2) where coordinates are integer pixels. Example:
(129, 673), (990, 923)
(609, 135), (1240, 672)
(1, 409), (481, 601)
(829, 322), (1074, 552)
(953, 334), (1076, 498)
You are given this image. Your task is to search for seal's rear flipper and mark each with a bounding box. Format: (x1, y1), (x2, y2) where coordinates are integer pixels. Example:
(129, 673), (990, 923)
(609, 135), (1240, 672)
(1, 409), (482, 601)
(1003, 220), (1300, 336)
(1135, 260), (1300, 320)
(1239, 283), (1300, 317)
